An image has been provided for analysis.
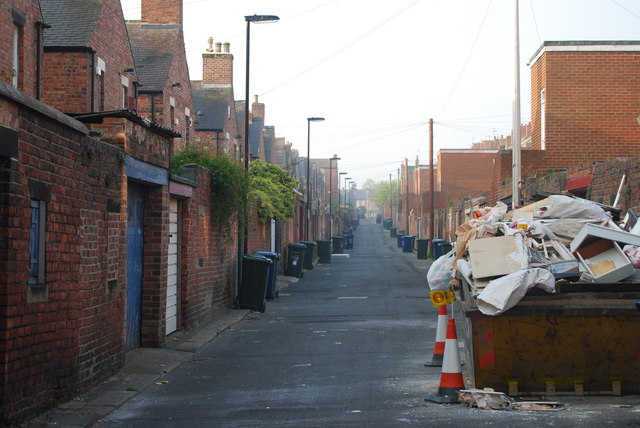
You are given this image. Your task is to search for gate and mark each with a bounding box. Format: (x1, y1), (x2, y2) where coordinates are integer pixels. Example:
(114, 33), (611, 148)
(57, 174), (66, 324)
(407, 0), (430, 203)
(126, 183), (144, 350)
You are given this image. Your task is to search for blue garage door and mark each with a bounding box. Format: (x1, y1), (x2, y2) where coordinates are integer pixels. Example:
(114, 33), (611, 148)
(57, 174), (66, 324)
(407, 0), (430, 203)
(126, 183), (144, 350)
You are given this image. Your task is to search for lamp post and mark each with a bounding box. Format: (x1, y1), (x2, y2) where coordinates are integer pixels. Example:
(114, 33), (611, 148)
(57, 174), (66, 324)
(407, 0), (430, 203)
(306, 117), (325, 241)
(338, 171), (347, 232)
(328, 154), (340, 239)
(239, 14), (279, 294)
(344, 177), (351, 220)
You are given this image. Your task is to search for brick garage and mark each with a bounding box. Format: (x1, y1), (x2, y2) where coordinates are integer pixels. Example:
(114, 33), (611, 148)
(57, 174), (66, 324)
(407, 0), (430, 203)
(0, 83), (125, 423)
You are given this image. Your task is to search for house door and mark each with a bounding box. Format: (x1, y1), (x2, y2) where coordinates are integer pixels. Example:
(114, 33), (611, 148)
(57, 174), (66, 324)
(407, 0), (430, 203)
(166, 198), (179, 335)
(126, 183), (144, 350)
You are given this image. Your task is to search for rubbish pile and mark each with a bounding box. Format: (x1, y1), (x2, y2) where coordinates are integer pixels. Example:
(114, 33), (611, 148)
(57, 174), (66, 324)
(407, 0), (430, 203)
(427, 195), (640, 316)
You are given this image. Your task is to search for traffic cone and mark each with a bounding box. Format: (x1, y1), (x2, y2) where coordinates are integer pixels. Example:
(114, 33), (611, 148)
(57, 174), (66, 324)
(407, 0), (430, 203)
(425, 318), (464, 404)
(424, 305), (447, 367)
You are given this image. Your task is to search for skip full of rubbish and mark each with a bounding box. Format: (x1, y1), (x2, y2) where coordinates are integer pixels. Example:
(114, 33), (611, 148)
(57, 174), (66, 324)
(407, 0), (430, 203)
(427, 194), (640, 316)
(458, 388), (564, 411)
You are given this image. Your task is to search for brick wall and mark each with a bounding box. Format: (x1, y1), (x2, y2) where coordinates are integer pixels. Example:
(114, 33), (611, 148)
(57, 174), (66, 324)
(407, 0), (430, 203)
(438, 150), (498, 201)
(41, 52), (92, 113)
(0, 88), (125, 423)
(179, 165), (238, 328)
(0, 0), (43, 98)
(530, 46), (640, 168)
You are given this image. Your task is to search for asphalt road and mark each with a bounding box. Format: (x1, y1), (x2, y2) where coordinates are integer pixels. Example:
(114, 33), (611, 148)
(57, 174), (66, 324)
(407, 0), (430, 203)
(100, 219), (640, 427)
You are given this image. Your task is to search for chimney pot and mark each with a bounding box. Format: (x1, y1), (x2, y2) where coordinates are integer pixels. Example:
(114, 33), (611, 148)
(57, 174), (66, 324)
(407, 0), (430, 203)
(223, 42), (230, 53)
(206, 37), (213, 52)
(254, 95), (259, 103)
(215, 42), (222, 53)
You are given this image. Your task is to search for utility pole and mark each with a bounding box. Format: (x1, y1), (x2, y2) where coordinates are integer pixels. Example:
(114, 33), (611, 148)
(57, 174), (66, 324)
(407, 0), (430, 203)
(512, 0), (521, 208)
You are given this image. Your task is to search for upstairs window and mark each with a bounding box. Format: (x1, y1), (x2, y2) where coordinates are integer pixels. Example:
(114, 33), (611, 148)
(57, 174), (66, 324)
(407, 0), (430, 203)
(12, 25), (19, 87)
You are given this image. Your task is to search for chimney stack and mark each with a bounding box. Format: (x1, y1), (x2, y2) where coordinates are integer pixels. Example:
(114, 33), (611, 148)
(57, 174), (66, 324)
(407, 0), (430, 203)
(252, 95), (265, 123)
(141, 0), (183, 25)
(202, 37), (233, 87)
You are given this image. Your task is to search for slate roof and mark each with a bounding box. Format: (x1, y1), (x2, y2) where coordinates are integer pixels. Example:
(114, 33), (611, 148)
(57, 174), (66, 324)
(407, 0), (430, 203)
(126, 22), (180, 92)
(41, 0), (104, 47)
(191, 81), (230, 131)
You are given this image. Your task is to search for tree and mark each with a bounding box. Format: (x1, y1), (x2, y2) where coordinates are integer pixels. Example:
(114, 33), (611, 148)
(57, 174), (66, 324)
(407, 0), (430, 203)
(249, 159), (299, 223)
(373, 179), (398, 211)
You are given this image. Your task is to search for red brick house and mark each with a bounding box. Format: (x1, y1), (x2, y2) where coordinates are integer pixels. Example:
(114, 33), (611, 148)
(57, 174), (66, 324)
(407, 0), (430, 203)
(40, 0), (137, 114)
(126, 0), (194, 150)
(0, 0), (45, 99)
(529, 41), (640, 167)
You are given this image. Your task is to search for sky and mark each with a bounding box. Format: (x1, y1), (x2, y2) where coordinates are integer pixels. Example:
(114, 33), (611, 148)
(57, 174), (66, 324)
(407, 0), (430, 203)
(120, 0), (640, 187)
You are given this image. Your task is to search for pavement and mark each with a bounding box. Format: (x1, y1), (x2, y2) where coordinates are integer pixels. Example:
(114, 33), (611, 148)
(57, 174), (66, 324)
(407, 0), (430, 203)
(23, 227), (430, 428)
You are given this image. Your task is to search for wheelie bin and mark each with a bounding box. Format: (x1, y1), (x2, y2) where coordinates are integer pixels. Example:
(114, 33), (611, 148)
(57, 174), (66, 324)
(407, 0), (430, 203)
(402, 235), (415, 253)
(345, 234), (354, 249)
(397, 232), (405, 248)
(417, 239), (429, 259)
(285, 243), (306, 278)
(236, 254), (272, 312)
(316, 240), (332, 263)
(433, 239), (445, 259)
(254, 251), (279, 300)
(390, 226), (397, 237)
(300, 241), (316, 270)
(331, 236), (345, 254)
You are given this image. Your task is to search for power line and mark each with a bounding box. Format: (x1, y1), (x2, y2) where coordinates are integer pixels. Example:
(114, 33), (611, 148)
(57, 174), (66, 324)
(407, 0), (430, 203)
(436, 0), (493, 118)
(529, 0), (542, 45)
(259, 0), (422, 96)
(610, 0), (640, 19)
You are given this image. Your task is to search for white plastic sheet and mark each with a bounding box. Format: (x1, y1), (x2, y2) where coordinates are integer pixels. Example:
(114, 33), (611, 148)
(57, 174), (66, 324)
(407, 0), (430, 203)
(535, 195), (608, 220)
(476, 268), (556, 316)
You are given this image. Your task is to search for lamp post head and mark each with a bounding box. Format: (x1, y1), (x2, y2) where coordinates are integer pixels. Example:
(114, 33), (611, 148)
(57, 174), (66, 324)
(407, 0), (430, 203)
(307, 117), (325, 122)
(245, 14), (280, 23)
(339, 172), (348, 176)
(330, 155), (341, 161)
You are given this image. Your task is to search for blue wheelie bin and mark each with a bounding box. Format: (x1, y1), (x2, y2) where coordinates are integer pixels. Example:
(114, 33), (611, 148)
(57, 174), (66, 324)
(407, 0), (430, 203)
(433, 239), (446, 259)
(397, 232), (405, 248)
(254, 251), (279, 300)
(402, 235), (415, 253)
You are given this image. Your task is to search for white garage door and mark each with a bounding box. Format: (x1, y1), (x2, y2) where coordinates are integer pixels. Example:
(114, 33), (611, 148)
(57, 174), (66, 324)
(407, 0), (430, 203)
(166, 198), (179, 335)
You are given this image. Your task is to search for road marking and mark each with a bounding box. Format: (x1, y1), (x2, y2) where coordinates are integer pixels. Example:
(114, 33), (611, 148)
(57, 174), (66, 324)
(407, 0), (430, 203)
(337, 296), (368, 299)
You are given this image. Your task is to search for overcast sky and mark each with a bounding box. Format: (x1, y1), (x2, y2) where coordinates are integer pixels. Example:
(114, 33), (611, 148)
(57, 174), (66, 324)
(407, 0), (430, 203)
(120, 0), (640, 187)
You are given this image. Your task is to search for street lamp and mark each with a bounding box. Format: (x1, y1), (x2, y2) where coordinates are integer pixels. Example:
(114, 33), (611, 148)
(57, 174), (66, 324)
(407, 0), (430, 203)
(338, 172), (347, 232)
(239, 14), (279, 295)
(328, 154), (340, 238)
(306, 117), (325, 241)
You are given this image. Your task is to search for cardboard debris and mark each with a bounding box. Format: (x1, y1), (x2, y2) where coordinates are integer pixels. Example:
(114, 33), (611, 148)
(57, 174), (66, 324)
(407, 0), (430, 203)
(467, 235), (528, 279)
(439, 195), (640, 316)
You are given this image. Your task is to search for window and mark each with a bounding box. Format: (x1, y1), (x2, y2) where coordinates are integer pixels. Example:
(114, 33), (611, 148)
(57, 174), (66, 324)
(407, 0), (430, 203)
(96, 57), (105, 111)
(121, 75), (130, 109)
(29, 199), (46, 285)
(540, 88), (546, 150)
(12, 25), (19, 87)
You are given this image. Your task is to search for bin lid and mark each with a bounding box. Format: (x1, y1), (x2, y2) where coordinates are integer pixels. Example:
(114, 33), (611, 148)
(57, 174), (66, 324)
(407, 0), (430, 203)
(243, 254), (272, 264)
(433, 239), (446, 244)
(288, 243), (307, 249)
(300, 241), (317, 247)
(254, 251), (280, 259)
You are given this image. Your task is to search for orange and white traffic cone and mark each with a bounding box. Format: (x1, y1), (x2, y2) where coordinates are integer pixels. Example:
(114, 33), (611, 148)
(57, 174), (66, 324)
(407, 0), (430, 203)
(425, 317), (464, 404)
(424, 305), (448, 367)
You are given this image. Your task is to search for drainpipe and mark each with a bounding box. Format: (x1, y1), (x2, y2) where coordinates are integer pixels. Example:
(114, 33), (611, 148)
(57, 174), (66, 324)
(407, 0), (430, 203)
(90, 49), (96, 112)
(34, 21), (50, 100)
